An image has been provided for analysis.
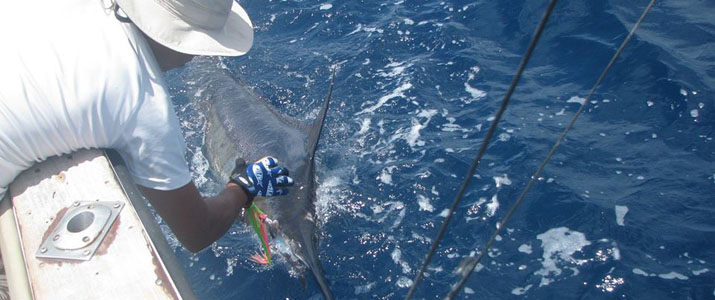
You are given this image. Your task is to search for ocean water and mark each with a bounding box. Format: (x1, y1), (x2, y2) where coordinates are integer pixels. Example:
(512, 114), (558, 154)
(164, 0), (715, 299)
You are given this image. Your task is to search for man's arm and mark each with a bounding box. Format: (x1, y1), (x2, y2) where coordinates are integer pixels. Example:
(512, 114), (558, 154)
(137, 156), (293, 253)
(138, 181), (247, 253)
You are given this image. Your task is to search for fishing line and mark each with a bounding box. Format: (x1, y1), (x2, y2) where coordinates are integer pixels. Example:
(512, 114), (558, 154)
(404, 1), (559, 299)
(443, 1), (655, 299)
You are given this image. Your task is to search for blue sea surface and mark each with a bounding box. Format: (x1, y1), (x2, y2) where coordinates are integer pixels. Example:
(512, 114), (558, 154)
(165, 0), (715, 299)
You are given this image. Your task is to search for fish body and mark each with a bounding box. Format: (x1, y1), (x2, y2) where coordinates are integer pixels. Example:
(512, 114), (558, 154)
(186, 57), (334, 300)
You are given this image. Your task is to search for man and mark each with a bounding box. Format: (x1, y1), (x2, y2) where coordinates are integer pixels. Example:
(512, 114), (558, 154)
(0, 0), (292, 253)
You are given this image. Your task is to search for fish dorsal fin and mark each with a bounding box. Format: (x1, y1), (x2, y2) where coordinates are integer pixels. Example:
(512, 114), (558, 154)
(305, 70), (335, 164)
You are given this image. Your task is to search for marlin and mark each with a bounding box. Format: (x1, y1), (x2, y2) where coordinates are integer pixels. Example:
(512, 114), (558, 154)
(185, 57), (335, 300)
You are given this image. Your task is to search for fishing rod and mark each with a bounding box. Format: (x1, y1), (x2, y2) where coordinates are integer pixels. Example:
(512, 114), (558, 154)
(443, 1), (656, 299)
(404, 0), (656, 298)
(404, 0), (559, 299)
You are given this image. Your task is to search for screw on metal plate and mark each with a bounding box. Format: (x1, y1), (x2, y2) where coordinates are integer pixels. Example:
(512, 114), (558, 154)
(36, 201), (124, 261)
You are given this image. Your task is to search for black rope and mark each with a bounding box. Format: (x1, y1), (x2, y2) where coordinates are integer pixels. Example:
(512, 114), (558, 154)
(443, 1), (655, 299)
(403, 1), (559, 299)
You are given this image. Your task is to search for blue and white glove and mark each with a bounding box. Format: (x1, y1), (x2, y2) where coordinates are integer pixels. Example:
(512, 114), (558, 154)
(230, 156), (294, 204)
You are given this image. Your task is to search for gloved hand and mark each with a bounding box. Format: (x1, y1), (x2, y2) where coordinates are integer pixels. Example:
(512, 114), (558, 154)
(230, 156), (294, 204)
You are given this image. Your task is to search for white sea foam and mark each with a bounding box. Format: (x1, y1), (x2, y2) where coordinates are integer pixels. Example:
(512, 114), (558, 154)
(659, 272), (689, 280)
(615, 205), (628, 226)
(380, 61), (411, 78)
(286, 71), (315, 88)
(632, 266), (691, 282)
(405, 110), (438, 147)
(462, 70), (487, 103)
(611, 243), (621, 260)
(405, 122), (424, 147)
(194, 87), (205, 98)
(691, 109), (699, 118)
(391, 248), (412, 274)
(386, 109), (437, 150)
(417, 109), (438, 118)
(315, 174), (348, 223)
(354, 282), (375, 295)
(692, 268), (709, 275)
(411, 232), (432, 243)
(396, 276), (413, 288)
(534, 227), (591, 287)
(225, 257), (237, 277)
(371, 204), (384, 214)
(494, 174), (512, 188)
(486, 195), (499, 217)
(464, 197), (487, 222)
(417, 194), (434, 212)
(440, 123), (462, 132)
(632, 268), (654, 277)
(363, 26), (384, 34)
(511, 284), (533, 295)
(441, 117), (471, 132)
(378, 166), (397, 185)
(357, 118), (371, 135)
(518, 244), (532, 254)
(358, 82), (413, 115)
(567, 96), (586, 105)
(190, 146), (210, 188)
(346, 24), (363, 36)
(464, 83), (487, 103)
(498, 133), (511, 142)
(374, 201), (404, 225)
(393, 208), (406, 229)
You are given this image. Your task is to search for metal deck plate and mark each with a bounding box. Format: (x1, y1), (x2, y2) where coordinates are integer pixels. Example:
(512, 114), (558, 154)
(36, 201), (124, 261)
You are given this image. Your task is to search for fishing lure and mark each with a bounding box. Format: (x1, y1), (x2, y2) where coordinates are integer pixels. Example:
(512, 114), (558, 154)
(248, 203), (272, 265)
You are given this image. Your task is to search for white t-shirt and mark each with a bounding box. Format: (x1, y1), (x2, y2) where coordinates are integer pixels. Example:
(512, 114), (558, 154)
(0, 1), (192, 200)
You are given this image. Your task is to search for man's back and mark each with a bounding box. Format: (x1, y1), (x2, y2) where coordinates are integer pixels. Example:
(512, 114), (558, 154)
(0, 0), (284, 258)
(0, 0), (191, 200)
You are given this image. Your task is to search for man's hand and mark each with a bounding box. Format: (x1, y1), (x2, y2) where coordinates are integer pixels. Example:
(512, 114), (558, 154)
(139, 156), (293, 253)
(231, 156), (294, 199)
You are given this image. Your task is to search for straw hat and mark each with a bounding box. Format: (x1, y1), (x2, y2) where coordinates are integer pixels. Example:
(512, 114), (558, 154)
(115, 0), (253, 56)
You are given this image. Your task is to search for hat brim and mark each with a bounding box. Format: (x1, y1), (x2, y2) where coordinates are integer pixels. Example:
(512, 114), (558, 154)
(116, 0), (253, 56)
